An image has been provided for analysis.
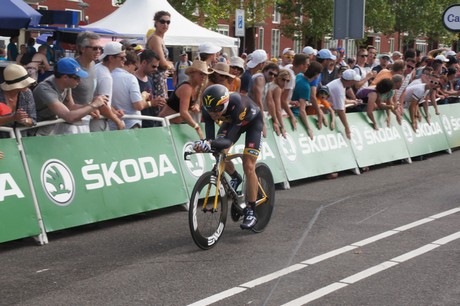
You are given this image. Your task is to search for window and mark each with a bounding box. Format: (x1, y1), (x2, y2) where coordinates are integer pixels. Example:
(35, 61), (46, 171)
(217, 24), (229, 36)
(293, 31), (302, 54)
(271, 29), (280, 59)
(272, 2), (280, 23)
(258, 27), (264, 50)
(389, 38), (394, 53)
(415, 39), (427, 56)
(374, 37), (381, 53)
(65, 9), (82, 21)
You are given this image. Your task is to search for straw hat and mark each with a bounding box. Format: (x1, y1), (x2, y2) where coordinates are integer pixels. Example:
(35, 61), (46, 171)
(185, 60), (213, 75)
(211, 62), (235, 78)
(1, 64), (36, 91)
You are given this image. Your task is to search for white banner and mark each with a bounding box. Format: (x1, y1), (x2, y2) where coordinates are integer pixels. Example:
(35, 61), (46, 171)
(235, 9), (245, 37)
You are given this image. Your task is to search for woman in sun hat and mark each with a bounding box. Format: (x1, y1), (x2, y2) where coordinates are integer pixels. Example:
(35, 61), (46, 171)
(159, 60), (211, 139)
(207, 62), (235, 90)
(0, 64), (37, 135)
(228, 56), (245, 93)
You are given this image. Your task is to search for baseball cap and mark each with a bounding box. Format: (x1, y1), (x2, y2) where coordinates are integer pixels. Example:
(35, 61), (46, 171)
(435, 54), (449, 62)
(56, 58), (88, 78)
(99, 42), (124, 61)
(446, 50), (456, 56)
(180, 50), (187, 56)
(317, 49), (336, 60)
(302, 46), (317, 56)
(198, 42), (221, 55)
(247, 49), (267, 69)
(392, 51), (402, 57)
(341, 69), (360, 81)
(378, 53), (391, 60)
(282, 47), (293, 55)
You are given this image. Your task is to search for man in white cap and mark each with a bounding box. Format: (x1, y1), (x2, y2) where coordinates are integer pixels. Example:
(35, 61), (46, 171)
(279, 47), (294, 68)
(93, 41), (126, 131)
(173, 51), (192, 87)
(302, 46), (317, 60)
(326, 69), (361, 139)
(240, 49), (267, 95)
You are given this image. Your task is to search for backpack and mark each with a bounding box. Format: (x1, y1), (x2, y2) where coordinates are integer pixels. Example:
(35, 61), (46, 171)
(174, 60), (192, 72)
(20, 52), (34, 66)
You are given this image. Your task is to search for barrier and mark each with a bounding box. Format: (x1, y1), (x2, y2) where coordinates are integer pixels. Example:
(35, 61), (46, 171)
(20, 127), (189, 232)
(345, 111), (411, 167)
(438, 104), (460, 149)
(0, 132), (44, 244)
(276, 116), (358, 181)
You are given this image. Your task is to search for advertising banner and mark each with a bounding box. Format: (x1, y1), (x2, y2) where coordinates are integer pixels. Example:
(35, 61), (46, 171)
(22, 128), (188, 232)
(169, 122), (287, 197)
(438, 104), (460, 149)
(275, 117), (357, 181)
(0, 138), (41, 243)
(345, 111), (411, 167)
(400, 108), (451, 157)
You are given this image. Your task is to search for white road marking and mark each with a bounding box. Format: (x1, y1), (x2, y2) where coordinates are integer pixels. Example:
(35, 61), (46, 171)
(280, 231), (460, 305)
(187, 207), (460, 306)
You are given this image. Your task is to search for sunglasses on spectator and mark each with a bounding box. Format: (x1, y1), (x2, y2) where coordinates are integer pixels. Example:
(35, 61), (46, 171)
(281, 78), (290, 82)
(359, 54), (368, 58)
(406, 65), (415, 70)
(68, 74), (80, 80)
(85, 46), (103, 51)
(430, 80), (440, 86)
(268, 71), (278, 77)
(158, 19), (171, 25)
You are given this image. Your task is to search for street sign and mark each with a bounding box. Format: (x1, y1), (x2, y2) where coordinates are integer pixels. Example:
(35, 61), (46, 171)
(443, 5), (460, 32)
(333, 0), (365, 39)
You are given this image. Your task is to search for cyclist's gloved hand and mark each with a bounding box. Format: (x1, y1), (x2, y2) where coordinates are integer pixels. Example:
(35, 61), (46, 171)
(193, 139), (212, 152)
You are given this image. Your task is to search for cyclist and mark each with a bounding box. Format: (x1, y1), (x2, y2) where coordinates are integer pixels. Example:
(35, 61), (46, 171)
(194, 84), (263, 229)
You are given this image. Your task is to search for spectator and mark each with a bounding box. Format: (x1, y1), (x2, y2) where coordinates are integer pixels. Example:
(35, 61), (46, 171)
(302, 46), (317, 61)
(240, 49), (267, 95)
(307, 86), (336, 131)
(327, 69), (361, 139)
(292, 61), (323, 139)
(147, 11), (174, 99)
(110, 51), (150, 130)
(352, 48), (376, 91)
(0, 64), (37, 136)
(15, 44), (27, 65)
(197, 42), (221, 67)
(25, 45), (51, 81)
(134, 49), (166, 128)
(173, 51), (192, 87)
(93, 41), (127, 131)
(33, 58), (108, 136)
(392, 51), (402, 63)
(123, 51), (139, 74)
(405, 73), (441, 131)
(228, 56), (245, 93)
(74, 31), (123, 132)
(279, 48), (294, 68)
(336, 47), (347, 67)
(347, 57), (356, 68)
(371, 59), (405, 86)
(316, 48), (338, 86)
(7, 36), (18, 62)
(373, 53), (391, 74)
(395, 58), (417, 102)
(207, 62), (235, 90)
(438, 68), (460, 104)
(367, 45), (378, 68)
(42, 36), (54, 64)
(265, 69), (292, 136)
(26, 38), (36, 55)
(159, 60), (210, 139)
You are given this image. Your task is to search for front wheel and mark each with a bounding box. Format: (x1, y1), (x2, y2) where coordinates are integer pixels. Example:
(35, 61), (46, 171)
(189, 172), (228, 250)
(251, 163), (275, 233)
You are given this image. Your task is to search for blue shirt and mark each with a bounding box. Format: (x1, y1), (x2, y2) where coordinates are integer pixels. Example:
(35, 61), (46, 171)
(291, 73), (311, 117)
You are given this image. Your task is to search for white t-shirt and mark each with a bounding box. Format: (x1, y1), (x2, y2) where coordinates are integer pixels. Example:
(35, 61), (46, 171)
(326, 78), (346, 111)
(353, 65), (371, 87)
(403, 83), (429, 109)
(94, 63), (113, 106)
(110, 68), (143, 129)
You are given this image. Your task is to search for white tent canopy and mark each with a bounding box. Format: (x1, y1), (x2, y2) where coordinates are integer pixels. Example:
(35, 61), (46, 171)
(85, 0), (239, 48)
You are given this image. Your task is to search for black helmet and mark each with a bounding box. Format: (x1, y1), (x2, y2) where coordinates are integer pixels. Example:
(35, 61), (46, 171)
(202, 84), (230, 112)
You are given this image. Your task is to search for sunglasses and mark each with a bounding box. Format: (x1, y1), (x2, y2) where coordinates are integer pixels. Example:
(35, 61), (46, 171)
(359, 54), (368, 58)
(268, 71), (278, 77)
(85, 46), (103, 51)
(281, 78), (290, 82)
(430, 80), (440, 86)
(158, 19), (171, 25)
(406, 65), (415, 70)
(151, 64), (159, 69)
(68, 74), (80, 80)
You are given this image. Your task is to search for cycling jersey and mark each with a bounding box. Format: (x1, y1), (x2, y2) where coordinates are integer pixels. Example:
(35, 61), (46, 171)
(203, 92), (263, 157)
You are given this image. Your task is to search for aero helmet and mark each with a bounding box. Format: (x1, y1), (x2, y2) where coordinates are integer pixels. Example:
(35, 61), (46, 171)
(202, 84), (230, 113)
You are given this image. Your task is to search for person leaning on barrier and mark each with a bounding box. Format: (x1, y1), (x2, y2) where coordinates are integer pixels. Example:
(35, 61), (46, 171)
(159, 60), (211, 139)
(0, 64), (37, 137)
(33, 57), (108, 136)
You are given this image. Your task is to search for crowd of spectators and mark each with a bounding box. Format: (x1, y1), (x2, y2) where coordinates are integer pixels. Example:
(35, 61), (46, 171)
(1, 10), (460, 165)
